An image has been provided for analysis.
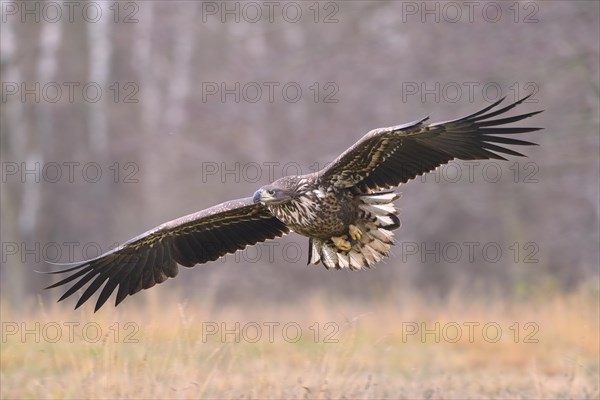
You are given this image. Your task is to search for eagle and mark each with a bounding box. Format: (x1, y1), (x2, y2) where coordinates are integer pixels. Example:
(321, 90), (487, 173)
(45, 95), (542, 311)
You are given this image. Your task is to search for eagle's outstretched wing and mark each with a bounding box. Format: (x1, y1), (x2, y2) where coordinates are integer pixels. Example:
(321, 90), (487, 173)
(318, 95), (542, 191)
(43, 198), (288, 311)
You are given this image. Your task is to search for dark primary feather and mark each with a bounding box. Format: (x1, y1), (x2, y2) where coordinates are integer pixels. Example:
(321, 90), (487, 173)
(43, 198), (289, 311)
(319, 95), (542, 191)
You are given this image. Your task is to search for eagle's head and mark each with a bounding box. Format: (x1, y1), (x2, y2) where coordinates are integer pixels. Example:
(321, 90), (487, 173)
(253, 176), (308, 205)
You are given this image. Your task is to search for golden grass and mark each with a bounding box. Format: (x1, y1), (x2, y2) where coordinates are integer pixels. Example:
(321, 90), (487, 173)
(1, 288), (598, 399)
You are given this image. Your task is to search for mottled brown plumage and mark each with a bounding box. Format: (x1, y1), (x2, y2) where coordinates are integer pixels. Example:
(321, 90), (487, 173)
(45, 95), (542, 311)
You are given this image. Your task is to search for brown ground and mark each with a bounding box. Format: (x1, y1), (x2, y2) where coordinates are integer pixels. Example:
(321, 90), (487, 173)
(1, 288), (598, 399)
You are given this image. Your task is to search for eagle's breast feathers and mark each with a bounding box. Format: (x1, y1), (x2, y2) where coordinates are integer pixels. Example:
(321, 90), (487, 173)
(266, 179), (356, 239)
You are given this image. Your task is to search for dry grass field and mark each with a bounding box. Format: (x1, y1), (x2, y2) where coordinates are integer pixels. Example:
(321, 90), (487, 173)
(1, 286), (598, 399)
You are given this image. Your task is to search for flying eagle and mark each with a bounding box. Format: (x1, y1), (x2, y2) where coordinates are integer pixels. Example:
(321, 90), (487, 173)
(45, 95), (542, 311)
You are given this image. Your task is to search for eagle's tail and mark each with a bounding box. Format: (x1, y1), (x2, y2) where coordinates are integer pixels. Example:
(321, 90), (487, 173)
(308, 192), (400, 270)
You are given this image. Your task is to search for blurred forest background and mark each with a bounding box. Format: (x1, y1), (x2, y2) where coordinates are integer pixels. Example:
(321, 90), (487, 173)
(1, 2), (599, 398)
(1, 1), (598, 312)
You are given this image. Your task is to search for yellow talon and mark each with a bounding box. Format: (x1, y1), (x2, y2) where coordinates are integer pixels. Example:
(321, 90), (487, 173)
(332, 236), (352, 252)
(348, 224), (362, 241)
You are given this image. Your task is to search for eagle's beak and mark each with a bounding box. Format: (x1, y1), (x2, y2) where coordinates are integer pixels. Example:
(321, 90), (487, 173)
(252, 190), (264, 204)
(253, 189), (280, 204)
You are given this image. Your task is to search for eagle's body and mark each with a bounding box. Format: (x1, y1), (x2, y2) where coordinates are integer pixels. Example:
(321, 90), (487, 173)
(263, 175), (357, 239)
(45, 96), (543, 311)
(261, 174), (400, 269)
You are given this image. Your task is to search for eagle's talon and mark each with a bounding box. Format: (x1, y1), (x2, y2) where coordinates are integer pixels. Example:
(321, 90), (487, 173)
(348, 224), (362, 241)
(331, 236), (352, 252)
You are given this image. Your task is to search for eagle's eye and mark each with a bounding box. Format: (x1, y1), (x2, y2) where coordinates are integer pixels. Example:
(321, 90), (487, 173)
(266, 189), (275, 195)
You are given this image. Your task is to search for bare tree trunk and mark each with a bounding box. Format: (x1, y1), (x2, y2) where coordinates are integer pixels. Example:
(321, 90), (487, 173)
(22, 17), (64, 237)
(0, 12), (28, 308)
(86, 4), (112, 245)
(133, 2), (163, 221)
(87, 7), (111, 154)
(1, 11), (63, 308)
(164, 4), (197, 135)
